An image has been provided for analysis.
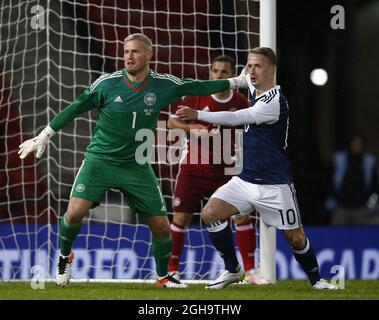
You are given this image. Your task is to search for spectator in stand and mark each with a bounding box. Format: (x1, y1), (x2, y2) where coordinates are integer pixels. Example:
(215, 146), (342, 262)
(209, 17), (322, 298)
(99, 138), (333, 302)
(327, 133), (379, 225)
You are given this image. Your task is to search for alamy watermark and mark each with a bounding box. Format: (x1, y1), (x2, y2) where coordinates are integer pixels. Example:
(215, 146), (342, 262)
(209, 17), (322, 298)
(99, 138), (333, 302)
(30, 265), (45, 289)
(330, 265), (345, 289)
(134, 121), (244, 175)
(31, 5), (46, 30)
(330, 5), (345, 30)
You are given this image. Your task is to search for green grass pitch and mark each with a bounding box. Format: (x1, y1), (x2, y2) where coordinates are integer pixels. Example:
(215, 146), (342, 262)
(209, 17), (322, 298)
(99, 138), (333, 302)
(1, 280), (378, 300)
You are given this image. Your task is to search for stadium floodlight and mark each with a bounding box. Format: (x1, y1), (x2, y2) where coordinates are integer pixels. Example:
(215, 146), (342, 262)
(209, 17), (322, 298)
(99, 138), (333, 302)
(310, 68), (328, 86)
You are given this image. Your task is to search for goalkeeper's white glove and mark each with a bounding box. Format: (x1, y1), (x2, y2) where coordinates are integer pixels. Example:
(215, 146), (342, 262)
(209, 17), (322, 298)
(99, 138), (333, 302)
(228, 68), (249, 89)
(18, 125), (56, 159)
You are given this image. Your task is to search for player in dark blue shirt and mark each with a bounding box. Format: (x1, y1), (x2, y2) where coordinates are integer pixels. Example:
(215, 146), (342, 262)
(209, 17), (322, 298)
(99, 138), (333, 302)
(176, 47), (338, 290)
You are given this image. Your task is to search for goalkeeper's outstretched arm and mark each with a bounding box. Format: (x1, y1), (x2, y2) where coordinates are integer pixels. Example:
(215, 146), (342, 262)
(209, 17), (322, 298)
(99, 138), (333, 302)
(170, 67), (249, 100)
(18, 89), (101, 159)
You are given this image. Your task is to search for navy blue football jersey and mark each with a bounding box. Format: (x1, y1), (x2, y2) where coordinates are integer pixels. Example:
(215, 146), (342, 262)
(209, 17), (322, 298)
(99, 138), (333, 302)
(238, 86), (293, 184)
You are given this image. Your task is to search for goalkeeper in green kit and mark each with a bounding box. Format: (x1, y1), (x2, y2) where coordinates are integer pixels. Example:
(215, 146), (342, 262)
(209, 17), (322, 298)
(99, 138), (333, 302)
(18, 33), (248, 288)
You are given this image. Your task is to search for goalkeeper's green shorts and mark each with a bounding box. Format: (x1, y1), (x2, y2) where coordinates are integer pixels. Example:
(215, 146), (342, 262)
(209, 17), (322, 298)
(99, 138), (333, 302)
(70, 157), (167, 216)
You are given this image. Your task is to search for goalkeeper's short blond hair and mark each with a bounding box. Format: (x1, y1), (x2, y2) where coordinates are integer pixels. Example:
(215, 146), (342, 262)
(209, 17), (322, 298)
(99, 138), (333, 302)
(124, 33), (153, 51)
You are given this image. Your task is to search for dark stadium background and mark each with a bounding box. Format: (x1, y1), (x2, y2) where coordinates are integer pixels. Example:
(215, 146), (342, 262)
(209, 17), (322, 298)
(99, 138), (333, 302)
(277, 0), (379, 224)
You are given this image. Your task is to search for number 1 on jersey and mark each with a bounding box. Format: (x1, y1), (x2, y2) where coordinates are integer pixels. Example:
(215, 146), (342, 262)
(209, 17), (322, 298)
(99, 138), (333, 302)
(132, 112), (137, 129)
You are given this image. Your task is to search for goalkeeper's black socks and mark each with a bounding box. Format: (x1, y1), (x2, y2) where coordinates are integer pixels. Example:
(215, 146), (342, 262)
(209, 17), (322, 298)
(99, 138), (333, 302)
(207, 220), (240, 273)
(292, 237), (321, 286)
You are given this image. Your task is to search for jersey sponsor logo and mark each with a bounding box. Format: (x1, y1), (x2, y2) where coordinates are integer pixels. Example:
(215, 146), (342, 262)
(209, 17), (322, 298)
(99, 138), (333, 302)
(114, 96), (123, 103)
(144, 92), (156, 106)
(76, 183), (85, 193)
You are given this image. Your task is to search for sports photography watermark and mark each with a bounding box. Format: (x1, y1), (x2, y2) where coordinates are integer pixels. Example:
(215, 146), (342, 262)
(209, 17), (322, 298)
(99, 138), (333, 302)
(134, 120), (244, 176)
(330, 265), (345, 289)
(30, 265), (45, 289)
(330, 5), (345, 30)
(30, 5), (46, 30)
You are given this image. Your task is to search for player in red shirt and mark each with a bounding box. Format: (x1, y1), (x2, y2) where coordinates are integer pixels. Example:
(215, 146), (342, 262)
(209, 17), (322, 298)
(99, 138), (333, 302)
(167, 55), (269, 284)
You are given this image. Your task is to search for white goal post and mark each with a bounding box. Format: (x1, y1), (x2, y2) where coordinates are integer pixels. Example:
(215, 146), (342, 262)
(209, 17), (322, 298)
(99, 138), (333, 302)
(259, 0), (277, 284)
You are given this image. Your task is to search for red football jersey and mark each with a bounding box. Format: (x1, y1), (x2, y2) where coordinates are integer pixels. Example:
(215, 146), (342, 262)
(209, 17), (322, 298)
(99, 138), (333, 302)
(175, 90), (248, 173)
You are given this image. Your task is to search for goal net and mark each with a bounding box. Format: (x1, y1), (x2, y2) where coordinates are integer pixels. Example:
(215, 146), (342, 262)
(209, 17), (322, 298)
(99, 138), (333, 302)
(0, 0), (274, 281)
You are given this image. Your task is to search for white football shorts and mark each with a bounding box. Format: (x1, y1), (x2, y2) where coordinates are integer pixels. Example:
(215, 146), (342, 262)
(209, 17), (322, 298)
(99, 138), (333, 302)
(211, 176), (302, 230)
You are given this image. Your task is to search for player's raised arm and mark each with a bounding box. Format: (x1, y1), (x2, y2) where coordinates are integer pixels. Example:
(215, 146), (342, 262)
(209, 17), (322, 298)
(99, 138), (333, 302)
(175, 106), (199, 122)
(167, 107), (208, 134)
(18, 88), (102, 159)
(175, 99), (279, 127)
(175, 105), (254, 126)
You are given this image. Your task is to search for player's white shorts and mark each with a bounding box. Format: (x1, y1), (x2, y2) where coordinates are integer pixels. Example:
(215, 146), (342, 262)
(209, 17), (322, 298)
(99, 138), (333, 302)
(211, 176), (302, 230)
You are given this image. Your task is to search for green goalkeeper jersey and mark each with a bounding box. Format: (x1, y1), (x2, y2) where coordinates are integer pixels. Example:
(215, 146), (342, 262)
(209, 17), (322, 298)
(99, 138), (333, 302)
(49, 69), (229, 164)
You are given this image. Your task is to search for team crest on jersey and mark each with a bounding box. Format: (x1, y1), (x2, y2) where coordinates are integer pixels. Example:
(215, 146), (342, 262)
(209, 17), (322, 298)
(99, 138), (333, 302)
(144, 92), (156, 106)
(173, 197), (181, 207)
(76, 183), (85, 193)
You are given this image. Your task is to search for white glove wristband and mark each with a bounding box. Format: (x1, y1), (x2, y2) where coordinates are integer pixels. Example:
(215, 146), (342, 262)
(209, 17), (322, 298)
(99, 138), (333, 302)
(38, 125), (56, 142)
